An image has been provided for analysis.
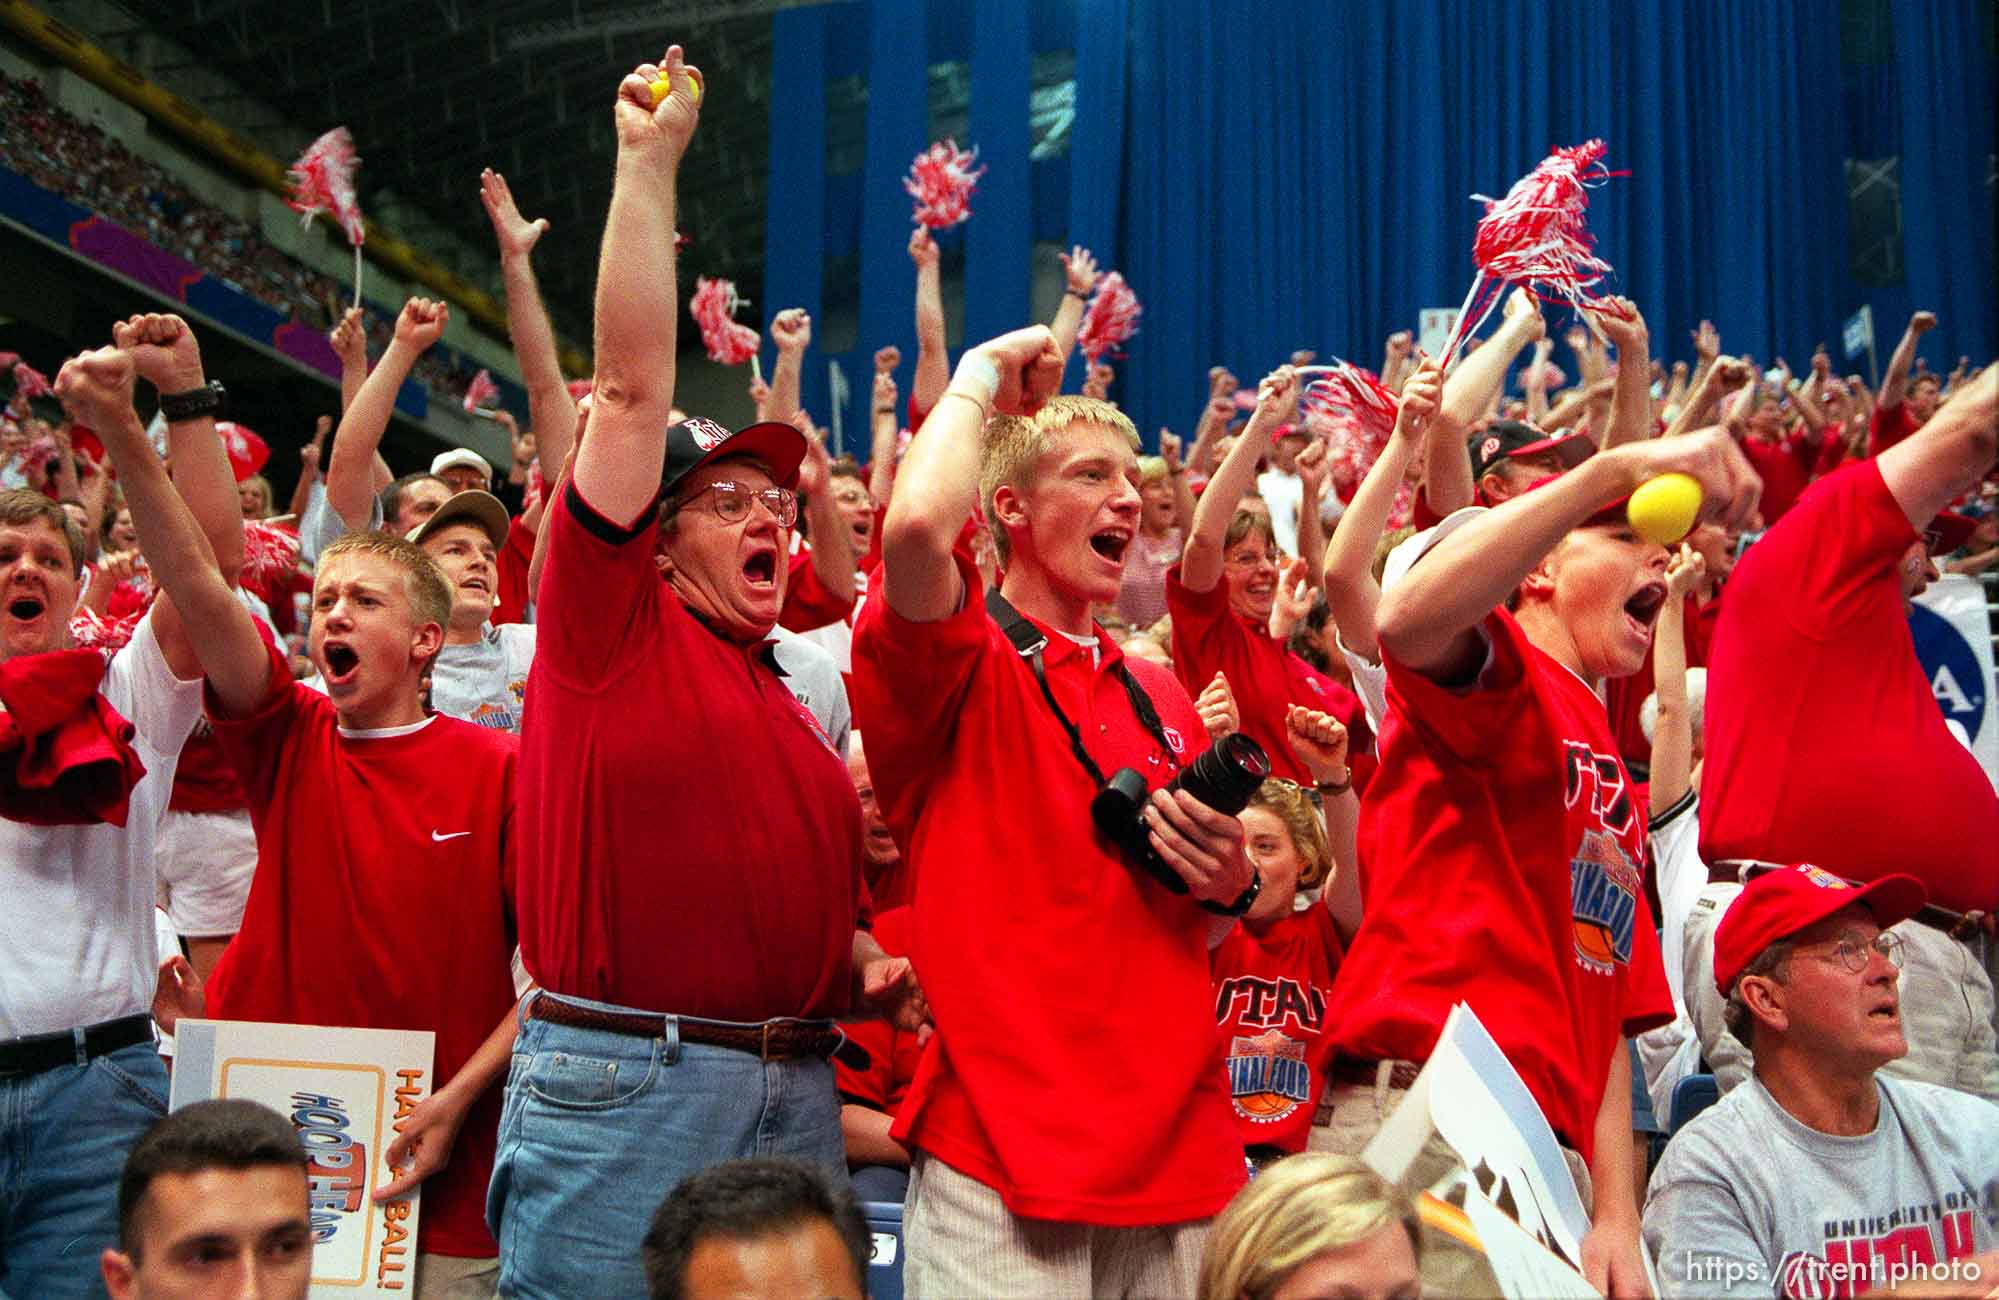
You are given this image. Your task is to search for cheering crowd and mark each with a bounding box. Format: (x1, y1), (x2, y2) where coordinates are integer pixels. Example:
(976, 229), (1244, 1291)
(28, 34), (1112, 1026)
(3, 40), (1999, 1300)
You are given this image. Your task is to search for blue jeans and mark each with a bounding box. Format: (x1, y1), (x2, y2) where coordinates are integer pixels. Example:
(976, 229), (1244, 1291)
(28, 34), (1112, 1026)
(488, 993), (846, 1300)
(0, 1041), (168, 1300)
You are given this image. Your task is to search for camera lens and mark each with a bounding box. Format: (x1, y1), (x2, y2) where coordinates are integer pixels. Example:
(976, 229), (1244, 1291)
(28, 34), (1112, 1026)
(1169, 733), (1271, 816)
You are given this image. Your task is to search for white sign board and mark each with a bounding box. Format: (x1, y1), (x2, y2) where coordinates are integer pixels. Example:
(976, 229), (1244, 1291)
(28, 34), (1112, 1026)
(1843, 305), (1875, 360)
(1912, 573), (1998, 792)
(171, 1020), (435, 1297)
(1419, 309), (1461, 360)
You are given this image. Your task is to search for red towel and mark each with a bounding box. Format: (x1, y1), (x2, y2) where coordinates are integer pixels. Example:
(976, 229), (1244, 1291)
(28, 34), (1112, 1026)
(0, 648), (148, 826)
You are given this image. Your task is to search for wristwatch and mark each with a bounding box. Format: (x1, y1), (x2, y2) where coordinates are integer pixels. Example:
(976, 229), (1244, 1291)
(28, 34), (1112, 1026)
(1200, 870), (1262, 918)
(158, 381), (226, 422)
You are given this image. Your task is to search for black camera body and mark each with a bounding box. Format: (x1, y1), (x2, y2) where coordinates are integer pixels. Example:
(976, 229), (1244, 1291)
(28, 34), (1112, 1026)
(1090, 732), (1272, 894)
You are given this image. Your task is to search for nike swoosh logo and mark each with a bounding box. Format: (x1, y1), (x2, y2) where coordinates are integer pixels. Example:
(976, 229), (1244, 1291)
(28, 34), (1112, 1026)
(431, 830), (472, 842)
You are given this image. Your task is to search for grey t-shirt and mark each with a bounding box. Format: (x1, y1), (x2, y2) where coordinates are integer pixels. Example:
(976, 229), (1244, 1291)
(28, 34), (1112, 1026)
(1646, 1074), (1999, 1298)
(769, 625), (850, 757)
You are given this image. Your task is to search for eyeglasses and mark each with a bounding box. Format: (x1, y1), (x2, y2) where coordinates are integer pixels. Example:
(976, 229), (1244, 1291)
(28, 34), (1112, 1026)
(1224, 549), (1279, 569)
(1802, 932), (1904, 974)
(679, 481), (798, 528)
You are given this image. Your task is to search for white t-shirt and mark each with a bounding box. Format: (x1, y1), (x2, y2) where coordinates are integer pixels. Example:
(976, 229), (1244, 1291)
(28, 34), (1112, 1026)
(0, 611), (204, 1037)
(797, 566), (868, 675)
(1335, 627), (1391, 737)
(770, 626), (851, 757)
(1646, 1074), (1999, 1299)
(1635, 788), (1707, 1117)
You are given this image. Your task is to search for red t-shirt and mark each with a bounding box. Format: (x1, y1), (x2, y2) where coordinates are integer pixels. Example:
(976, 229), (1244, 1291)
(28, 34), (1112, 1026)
(1700, 460), (1999, 910)
(1210, 906), (1344, 1154)
(851, 552), (1244, 1226)
(518, 483), (868, 1017)
(1165, 566), (1375, 790)
(1868, 400), (1921, 458)
(1812, 422), (1850, 480)
(1323, 609), (1672, 1160)
(169, 616), (281, 814)
(204, 644), (519, 1258)
(779, 541), (857, 634)
(1741, 430), (1815, 525)
(492, 512), (532, 627)
(834, 906), (921, 1117)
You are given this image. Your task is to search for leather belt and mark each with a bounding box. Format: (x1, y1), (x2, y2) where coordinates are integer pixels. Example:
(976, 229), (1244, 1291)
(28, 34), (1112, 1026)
(1709, 860), (1990, 940)
(527, 997), (867, 1069)
(0, 1013), (153, 1078)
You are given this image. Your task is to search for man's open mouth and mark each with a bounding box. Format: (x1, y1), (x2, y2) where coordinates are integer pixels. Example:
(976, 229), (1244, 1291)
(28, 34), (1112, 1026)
(1089, 529), (1131, 563)
(5, 596), (44, 621)
(1868, 996), (1899, 1021)
(1623, 583), (1668, 630)
(322, 643), (361, 684)
(459, 576), (490, 595)
(743, 551), (778, 586)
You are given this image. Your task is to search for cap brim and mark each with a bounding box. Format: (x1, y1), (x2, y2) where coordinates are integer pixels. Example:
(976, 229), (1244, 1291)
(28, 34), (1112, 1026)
(685, 420), (809, 491)
(406, 489), (510, 551)
(1512, 433), (1596, 470)
(1847, 874), (1928, 932)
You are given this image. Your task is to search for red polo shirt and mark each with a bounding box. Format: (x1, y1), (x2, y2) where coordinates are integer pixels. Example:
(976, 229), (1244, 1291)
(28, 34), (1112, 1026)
(1324, 609), (1672, 1160)
(1700, 460), (1999, 910)
(852, 552), (1244, 1226)
(1165, 566), (1374, 790)
(1740, 430), (1814, 525)
(1868, 400), (1921, 458)
(518, 482), (869, 1017)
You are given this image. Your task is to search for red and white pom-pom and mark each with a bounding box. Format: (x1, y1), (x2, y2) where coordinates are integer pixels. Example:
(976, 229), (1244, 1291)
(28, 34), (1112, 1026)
(689, 277), (761, 367)
(239, 520), (302, 607)
(1078, 272), (1142, 367)
(463, 369), (500, 413)
(287, 126), (365, 246)
(1443, 139), (1629, 366)
(1300, 363), (1400, 500)
(904, 139), (986, 230)
(213, 421), (269, 483)
(12, 361), (52, 402)
(69, 607), (142, 654)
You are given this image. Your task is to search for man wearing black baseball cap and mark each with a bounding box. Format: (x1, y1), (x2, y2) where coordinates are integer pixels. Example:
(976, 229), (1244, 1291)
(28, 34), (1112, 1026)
(1646, 864), (1999, 1299)
(495, 48), (927, 1300)
(1470, 418), (1595, 505)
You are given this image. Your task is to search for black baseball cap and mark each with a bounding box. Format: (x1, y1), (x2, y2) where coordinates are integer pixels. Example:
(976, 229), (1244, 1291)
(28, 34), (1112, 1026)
(660, 415), (807, 499)
(1471, 419), (1595, 480)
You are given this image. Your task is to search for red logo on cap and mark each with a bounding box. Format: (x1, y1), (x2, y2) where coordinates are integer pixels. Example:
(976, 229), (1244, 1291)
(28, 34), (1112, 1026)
(1798, 864), (1849, 891)
(684, 417), (729, 451)
(1481, 436), (1502, 461)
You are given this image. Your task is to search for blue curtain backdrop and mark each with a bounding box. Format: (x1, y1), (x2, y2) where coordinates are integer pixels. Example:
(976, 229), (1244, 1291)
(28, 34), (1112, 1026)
(765, 0), (1997, 448)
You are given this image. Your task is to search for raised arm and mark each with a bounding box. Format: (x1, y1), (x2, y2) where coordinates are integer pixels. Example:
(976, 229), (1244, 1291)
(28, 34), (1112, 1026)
(1647, 544), (1705, 810)
(1323, 360), (1441, 665)
(868, 355), (900, 507)
(1285, 706), (1362, 943)
(576, 45), (702, 527)
(1664, 356), (1749, 442)
(1181, 366), (1295, 594)
(1439, 289), (1542, 437)
(1378, 427), (1760, 681)
(329, 308), (368, 415)
(325, 298), (448, 530)
(117, 315), (245, 591)
(1877, 364), (1996, 531)
(1591, 297), (1654, 449)
(766, 309), (811, 422)
(1380, 330), (1415, 395)
(1294, 438), (1329, 588)
(55, 345), (267, 712)
(1049, 245), (1097, 367)
(527, 399), (585, 603)
(286, 417), (329, 518)
(1187, 389), (1235, 480)
(1876, 310), (1935, 413)
(795, 418), (855, 604)
(480, 167), (578, 483)
(1159, 429), (1195, 535)
(880, 326), (1062, 623)
(909, 228), (949, 419)
(1521, 337), (1555, 424)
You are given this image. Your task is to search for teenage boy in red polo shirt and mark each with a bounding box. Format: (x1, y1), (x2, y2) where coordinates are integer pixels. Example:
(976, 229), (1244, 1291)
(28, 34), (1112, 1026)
(1868, 310), (1941, 456)
(54, 343), (522, 1297)
(853, 324), (1256, 1298)
(1315, 417), (1761, 1298)
(496, 49), (924, 1300)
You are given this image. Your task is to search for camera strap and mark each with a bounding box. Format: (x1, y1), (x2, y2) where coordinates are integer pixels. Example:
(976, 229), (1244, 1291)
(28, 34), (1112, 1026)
(984, 587), (1178, 785)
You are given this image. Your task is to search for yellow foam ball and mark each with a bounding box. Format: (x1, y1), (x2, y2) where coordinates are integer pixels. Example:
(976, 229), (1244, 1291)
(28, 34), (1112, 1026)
(650, 76), (699, 107)
(1627, 472), (1703, 545)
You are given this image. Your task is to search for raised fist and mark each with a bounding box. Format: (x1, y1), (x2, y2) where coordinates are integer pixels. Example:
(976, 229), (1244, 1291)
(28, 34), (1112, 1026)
(615, 44), (704, 159)
(770, 308), (812, 354)
(394, 297), (449, 351)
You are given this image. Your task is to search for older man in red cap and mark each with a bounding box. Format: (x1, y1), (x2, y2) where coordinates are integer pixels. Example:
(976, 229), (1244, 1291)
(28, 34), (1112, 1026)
(1646, 864), (1999, 1299)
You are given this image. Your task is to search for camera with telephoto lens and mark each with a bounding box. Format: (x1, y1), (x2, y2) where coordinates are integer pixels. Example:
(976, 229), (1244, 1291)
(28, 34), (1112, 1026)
(1090, 732), (1272, 894)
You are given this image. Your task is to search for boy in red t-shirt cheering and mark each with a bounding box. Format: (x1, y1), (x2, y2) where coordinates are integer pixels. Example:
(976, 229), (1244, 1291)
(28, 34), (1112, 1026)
(854, 325), (1256, 1297)
(1317, 413), (1761, 1298)
(57, 341), (522, 1297)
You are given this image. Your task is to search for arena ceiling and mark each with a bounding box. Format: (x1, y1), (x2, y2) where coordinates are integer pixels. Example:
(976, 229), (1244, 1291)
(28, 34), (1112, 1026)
(108, 0), (815, 344)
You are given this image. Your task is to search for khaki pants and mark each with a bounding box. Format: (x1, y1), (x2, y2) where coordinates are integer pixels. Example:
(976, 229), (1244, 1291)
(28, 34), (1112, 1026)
(903, 1153), (1208, 1299)
(1310, 1066), (1593, 1300)
(415, 1251), (498, 1300)
(1683, 882), (1999, 1101)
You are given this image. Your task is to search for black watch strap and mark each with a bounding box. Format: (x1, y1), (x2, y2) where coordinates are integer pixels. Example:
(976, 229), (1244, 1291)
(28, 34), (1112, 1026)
(1200, 870), (1261, 918)
(158, 381), (225, 422)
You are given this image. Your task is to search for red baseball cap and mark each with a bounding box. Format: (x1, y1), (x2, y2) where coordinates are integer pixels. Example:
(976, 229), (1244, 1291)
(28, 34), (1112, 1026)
(1712, 864), (1926, 997)
(1923, 512), (1976, 555)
